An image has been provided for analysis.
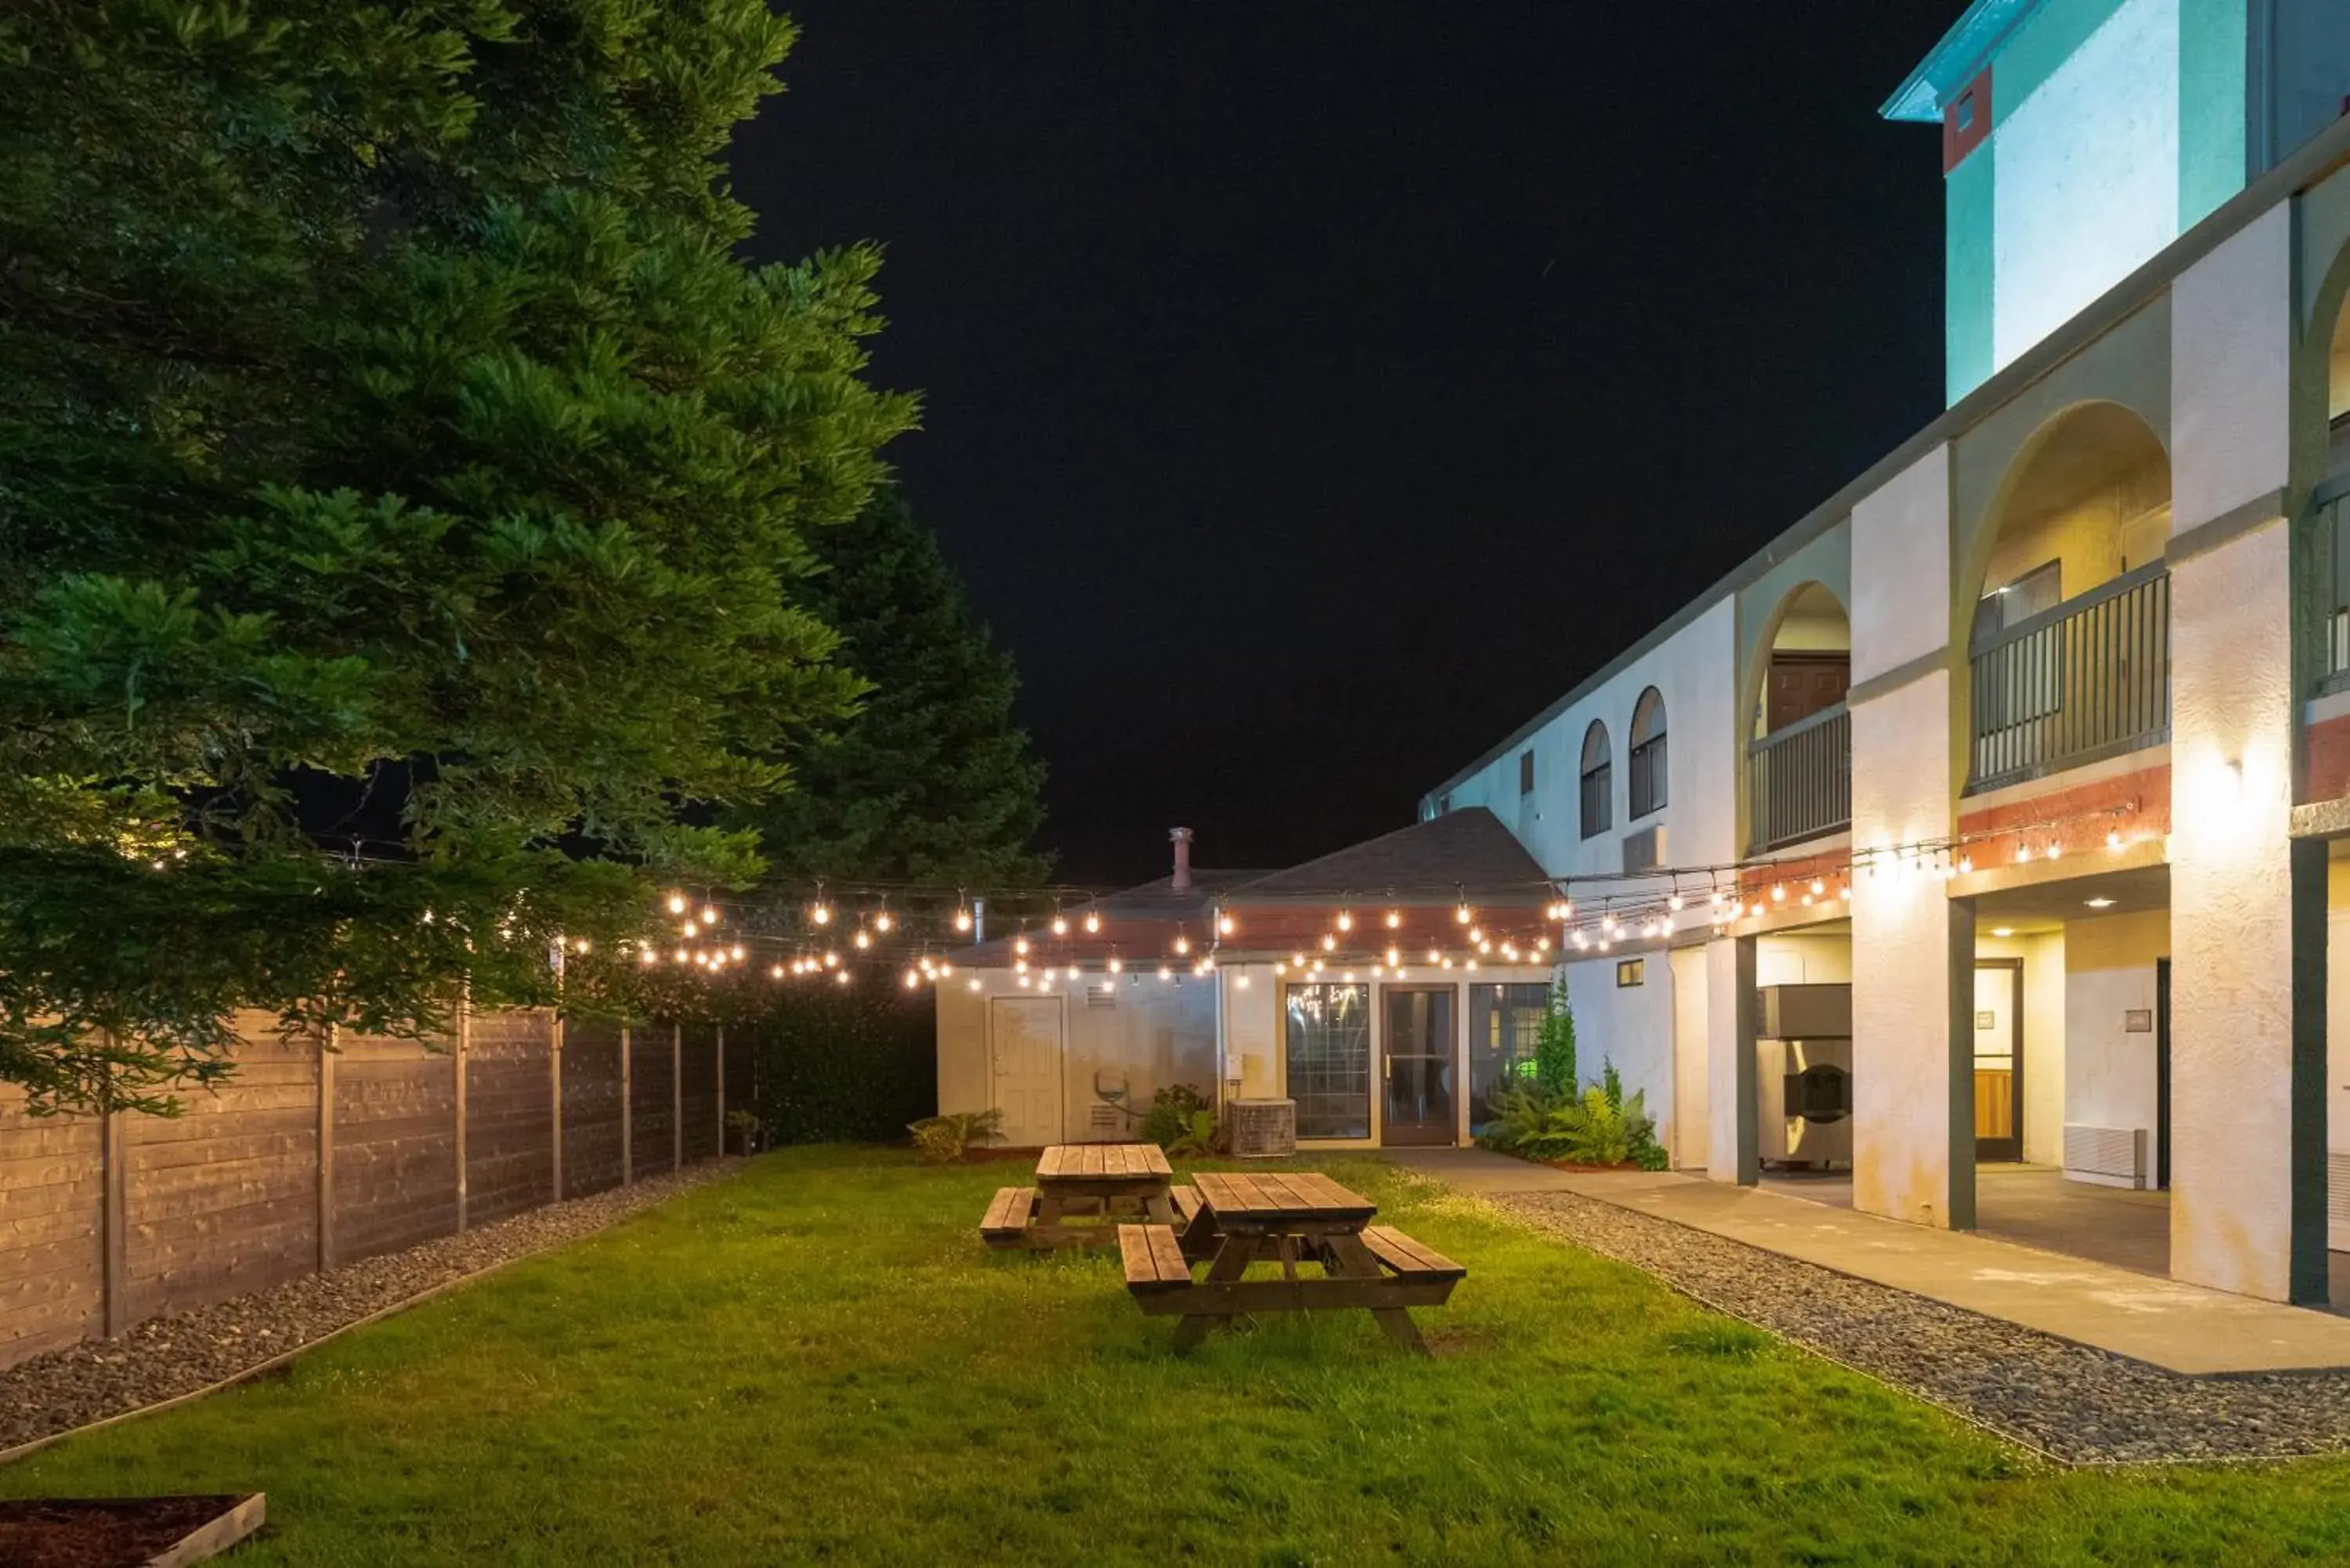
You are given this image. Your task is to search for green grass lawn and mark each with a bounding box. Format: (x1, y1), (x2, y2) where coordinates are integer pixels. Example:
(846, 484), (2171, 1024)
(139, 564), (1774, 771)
(9, 1148), (2350, 1565)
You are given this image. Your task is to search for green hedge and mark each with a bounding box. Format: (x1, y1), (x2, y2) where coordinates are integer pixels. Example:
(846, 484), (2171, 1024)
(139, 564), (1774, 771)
(731, 981), (936, 1146)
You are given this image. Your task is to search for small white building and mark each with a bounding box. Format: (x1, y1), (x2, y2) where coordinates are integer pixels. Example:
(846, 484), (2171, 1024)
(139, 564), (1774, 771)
(934, 816), (1568, 1152)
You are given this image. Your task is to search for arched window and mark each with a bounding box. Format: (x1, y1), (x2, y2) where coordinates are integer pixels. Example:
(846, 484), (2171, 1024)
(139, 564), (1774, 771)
(1629, 688), (1667, 818)
(1578, 721), (1612, 840)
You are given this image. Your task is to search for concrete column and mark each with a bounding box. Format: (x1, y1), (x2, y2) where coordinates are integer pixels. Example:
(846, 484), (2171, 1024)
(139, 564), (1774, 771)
(1850, 667), (1969, 1230)
(1705, 934), (1756, 1184)
(2167, 201), (2324, 1301)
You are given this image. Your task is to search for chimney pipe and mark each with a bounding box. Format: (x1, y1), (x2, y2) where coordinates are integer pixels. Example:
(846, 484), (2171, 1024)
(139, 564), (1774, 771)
(1169, 826), (1195, 892)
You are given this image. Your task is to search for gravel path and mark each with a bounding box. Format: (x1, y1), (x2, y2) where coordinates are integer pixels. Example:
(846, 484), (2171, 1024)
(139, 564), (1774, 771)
(1494, 1188), (2350, 1465)
(0, 1163), (730, 1458)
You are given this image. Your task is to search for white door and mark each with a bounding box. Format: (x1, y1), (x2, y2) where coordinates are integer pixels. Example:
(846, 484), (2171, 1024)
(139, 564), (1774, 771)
(990, 996), (1065, 1148)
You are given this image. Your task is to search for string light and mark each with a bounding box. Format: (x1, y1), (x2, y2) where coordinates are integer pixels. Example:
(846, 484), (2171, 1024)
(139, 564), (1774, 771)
(1455, 902), (1472, 924)
(1108, 954), (1123, 974)
(1173, 934), (1191, 956)
(873, 910), (894, 934)
(833, 968), (851, 986)
(700, 905), (718, 927)
(1321, 934), (1337, 952)
(1083, 910), (1101, 934)
(1385, 909), (1401, 928)
(1218, 913), (1236, 937)
(812, 901), (833, 925)
(1051, 912), (1070, 937)
(853, 929), (872, 950)
(667, 893), (687, 915)
(1014, 934), (1030, 956)
(955, 906), (974, 933)
(1336, 910), (1354, 932)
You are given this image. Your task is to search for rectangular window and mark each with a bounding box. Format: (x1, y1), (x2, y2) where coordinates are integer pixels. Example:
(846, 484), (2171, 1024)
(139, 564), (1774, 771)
(1518, 749), (1535, 796)
(1579, 763), (1612, 838)
(1616, 958), (1645, 988)
(1284, 983), (1372, 1139)
(1468, 982), (1549, 1134)
(1629, 735), (1668, 818)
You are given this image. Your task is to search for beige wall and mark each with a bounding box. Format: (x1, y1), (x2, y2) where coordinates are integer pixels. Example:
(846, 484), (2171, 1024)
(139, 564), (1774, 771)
(2061, 911), (2165, 1180)
(1669, 945), (1711, 1170)
(1979, 443), (2169, 602)
(935, 973), (1217, 1143)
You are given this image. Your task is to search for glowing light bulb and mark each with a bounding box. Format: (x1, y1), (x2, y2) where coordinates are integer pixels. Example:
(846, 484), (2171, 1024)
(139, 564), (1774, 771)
(1217, 915), (1235, 936)
(853, 930), (871, 950)
(904, 970), (920, 989)
(822, 951), (840, 968)
(640, 948), (659, 966)
(1336, 911), (1354, 932)
(967, 978), (982, 992)
(2016, 843), (2031, 865)
(939, 962), (954, 977)
(1958, 854), (1973, 875)
(1386, 947), (1401, 966)
(833, 968), (851, 986)
(1385, 909), (1401, 928)
(1173, 935), (1191, 956)
(1321, 934), (1337, 952)
(1158, 965), (1173, 981)
(2046, 838), (2063, 860)
(955, 908), (973, 933)
(731, 944), (745, 960)
(1668, 894), (1683, 912)
(682, 920), (698, 938)
(667, 893), (687, 915)
(1455, 904), (1472, 925)
(772, 963), (786, 979)
(1426, 949), (1440, 963)
(1014, 935), (1030, 956)
(701, 905), (718, 926)
(2106, 829), (2123, 850)
(1467, 926), (1482, 943)
(1108, 956), (1123, 974)
(874, 912), (893, 934)
(812, 903), (833, 925)
(1052, 914), (1069, 937)
(1235, 974), (1251, 989)
(1084, 911), (1101, 934)
(1810, 879), (1824, 897)
(1771, 883), (1786, 903)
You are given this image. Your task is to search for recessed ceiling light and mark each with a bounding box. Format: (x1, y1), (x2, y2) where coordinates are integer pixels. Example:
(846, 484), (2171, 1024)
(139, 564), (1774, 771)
(2084, 897), (2115, 909)
(1990, 927), (2015, 938)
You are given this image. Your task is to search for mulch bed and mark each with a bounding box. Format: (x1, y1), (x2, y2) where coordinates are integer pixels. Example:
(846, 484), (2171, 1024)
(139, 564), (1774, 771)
(0, 1494), (255, 1568)
(1494, 1187), (2350, 1466)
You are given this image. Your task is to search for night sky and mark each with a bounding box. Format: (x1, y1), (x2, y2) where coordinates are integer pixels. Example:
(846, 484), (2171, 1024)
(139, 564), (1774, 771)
(732, 5), (1956, 887)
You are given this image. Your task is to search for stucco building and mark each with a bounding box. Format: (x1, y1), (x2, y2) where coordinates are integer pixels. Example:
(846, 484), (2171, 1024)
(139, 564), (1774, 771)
(939, 0), (2350, 1306)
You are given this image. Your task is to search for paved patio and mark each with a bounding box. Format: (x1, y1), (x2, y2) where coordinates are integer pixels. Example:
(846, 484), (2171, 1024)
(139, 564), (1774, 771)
(1386, 1148), (2350, 1375)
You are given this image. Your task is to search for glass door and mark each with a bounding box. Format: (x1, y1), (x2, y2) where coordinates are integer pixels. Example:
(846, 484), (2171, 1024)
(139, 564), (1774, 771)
(1382, 988), (1456, 1147)
(1972, 961), (2023, 1162)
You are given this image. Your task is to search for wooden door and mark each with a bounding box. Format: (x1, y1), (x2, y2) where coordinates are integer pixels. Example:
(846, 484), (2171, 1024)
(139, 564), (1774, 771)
(989, 996), (1065, 1148)
(1766, 652), (1851, 735)
(1972, 961), (2023, 1162)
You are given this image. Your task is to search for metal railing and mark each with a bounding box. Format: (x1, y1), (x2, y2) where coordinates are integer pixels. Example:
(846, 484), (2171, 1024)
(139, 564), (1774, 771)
(1748, 702), (1849, 852)
(2323, 490), (2350, 684)
(1967, 564), (2168, 793)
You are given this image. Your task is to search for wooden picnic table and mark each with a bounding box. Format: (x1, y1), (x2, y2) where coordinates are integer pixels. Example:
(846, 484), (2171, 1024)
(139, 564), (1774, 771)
(1125, 1170), (1464, 1353)
(978, 1143), (1175, 1250)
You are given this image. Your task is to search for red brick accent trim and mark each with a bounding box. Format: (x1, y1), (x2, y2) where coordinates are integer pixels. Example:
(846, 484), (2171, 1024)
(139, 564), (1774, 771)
(1955, 764), (2169, 858)
(2306, 714), (2350, 804)
(1943, 68), (1993, 173)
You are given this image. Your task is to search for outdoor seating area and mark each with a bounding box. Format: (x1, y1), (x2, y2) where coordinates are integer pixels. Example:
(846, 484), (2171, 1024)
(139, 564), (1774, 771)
(980, 1146), (1464, 1353)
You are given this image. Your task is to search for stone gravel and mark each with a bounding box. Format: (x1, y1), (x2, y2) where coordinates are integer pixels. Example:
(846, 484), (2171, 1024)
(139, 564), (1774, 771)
(1495, 1188), (2350, 1466)
(0, 1162), (729, 1457)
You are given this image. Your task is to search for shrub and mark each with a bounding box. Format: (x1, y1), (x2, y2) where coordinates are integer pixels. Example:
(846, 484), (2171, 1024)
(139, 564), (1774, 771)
(1140, 1083), (1215, 1150)
(1533, 979), (1578, 1094)
(1478, 1056), (1664, 1169)
(907, 1108), (1003, 1162)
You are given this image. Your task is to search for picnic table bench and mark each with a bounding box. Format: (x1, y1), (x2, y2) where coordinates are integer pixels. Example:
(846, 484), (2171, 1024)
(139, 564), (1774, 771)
(1117, 1170), (1464, 1353)
(978, 1143), (1175, 1250)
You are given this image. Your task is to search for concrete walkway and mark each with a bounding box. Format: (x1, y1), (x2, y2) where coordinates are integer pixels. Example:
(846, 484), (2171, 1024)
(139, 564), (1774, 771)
(1384, 1148), (2350, 1375)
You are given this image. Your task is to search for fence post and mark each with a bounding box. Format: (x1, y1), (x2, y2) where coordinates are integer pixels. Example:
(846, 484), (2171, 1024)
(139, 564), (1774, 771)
(454, 992), (471, 1234)
(317, 1024), (338, 1272)
(101, 1089), (127, 1339)
(550, 1010), (565, 1205)
(620, 1024), (634, 1186)
(671, 1021), (683, 1170)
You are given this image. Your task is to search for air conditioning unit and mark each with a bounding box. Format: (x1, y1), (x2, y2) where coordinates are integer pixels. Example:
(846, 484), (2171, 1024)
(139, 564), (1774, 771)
(1227, 1098), (1297, 1158)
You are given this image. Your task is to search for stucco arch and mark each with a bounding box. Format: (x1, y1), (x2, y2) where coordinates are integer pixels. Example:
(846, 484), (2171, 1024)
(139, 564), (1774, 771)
(1741, 580), (1851, 742)
(2293, 232), (2350, 499)
(1958, 399), (2172, 638)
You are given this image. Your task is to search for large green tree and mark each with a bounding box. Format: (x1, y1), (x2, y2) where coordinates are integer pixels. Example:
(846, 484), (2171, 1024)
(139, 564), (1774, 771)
(0, 2), (914, 1114)
(743, 488), (1050, 888)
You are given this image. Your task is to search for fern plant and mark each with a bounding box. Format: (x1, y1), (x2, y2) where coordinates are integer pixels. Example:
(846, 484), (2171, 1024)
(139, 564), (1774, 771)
(906, 1108), (1004, 1162)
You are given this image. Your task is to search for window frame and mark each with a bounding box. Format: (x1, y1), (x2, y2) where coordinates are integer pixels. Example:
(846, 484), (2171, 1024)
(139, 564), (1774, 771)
(1578, 721), (1613, 839)
(1628, 687), (1668, 819)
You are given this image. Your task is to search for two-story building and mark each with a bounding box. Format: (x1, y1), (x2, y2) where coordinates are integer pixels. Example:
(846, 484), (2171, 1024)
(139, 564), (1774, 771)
(938, 0), (2350, 1306)
(1427, 0), (2350, 1304)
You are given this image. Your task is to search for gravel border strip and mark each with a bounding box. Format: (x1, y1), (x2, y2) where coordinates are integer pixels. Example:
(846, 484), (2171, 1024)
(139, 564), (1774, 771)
(1486, 1187), (2350, 1466)
(0, 1161), (734, 1467)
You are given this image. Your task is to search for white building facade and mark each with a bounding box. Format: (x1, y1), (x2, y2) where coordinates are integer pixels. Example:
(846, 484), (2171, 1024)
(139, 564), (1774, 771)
(1423, 0), (2350, 1303)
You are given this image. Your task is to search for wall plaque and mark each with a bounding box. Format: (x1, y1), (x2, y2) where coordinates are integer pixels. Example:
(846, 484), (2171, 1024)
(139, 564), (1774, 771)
(2124, 1009), (2153, 1033)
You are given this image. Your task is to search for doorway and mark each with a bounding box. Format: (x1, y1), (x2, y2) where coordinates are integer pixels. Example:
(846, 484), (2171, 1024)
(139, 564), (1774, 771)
(2155, 958), (2171, 1190)
(1381, 987), (1456, 1147)
(989, 995), (1065, 1148)
(1972, 960), (2024, 1162)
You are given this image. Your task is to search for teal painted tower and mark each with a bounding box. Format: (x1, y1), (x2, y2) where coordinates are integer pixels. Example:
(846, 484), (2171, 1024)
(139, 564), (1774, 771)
(1885, 0), (2350, 404)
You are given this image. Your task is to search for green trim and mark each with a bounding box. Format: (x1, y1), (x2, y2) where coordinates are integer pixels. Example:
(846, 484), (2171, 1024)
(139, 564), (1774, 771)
(2178, 0), (2248, 224)
(1947, 150), (1998, 403)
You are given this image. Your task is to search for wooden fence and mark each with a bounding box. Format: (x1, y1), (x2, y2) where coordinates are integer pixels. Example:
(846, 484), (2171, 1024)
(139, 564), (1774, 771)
(0, 1010), (750, 1371)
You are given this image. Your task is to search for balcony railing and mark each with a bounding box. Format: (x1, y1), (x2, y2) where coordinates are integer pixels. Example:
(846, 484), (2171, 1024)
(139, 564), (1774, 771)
(1968, 563), (2168, 793)
(1748, 702), (1849, 852)
(2323, 490), (2350, 684)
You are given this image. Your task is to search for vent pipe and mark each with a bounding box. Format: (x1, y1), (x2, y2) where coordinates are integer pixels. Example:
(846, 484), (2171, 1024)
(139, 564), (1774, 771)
(1170, 826), (1195, 892)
